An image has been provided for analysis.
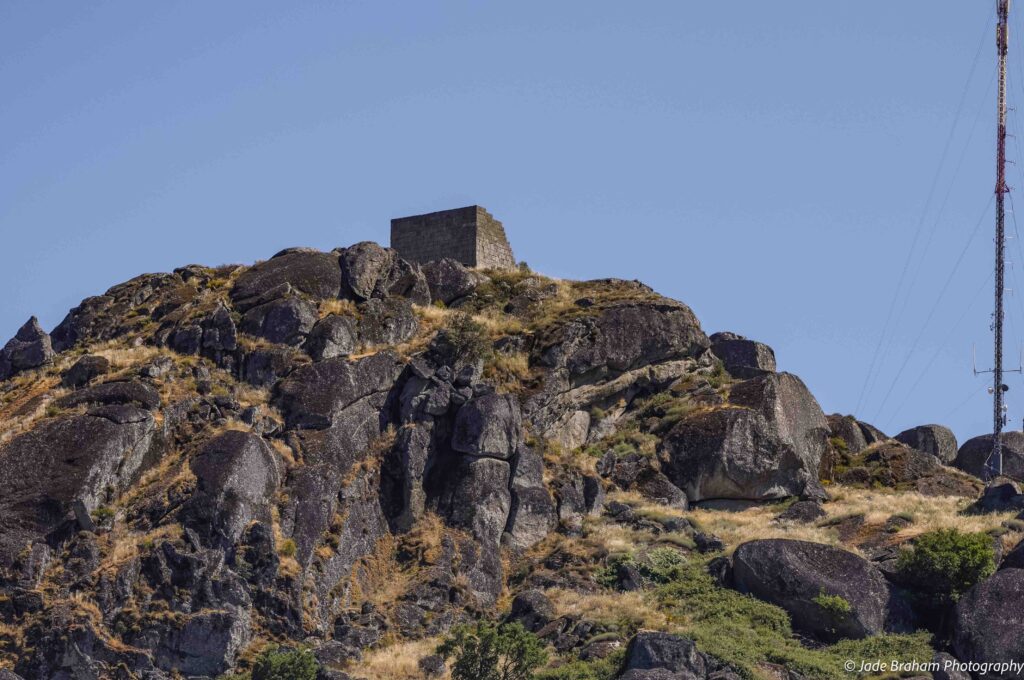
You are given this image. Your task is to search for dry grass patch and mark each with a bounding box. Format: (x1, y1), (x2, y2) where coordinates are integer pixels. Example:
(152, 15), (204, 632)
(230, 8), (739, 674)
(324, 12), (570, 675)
(684, 486), (1017, 556)
(319, 298), (358, 318)
(352, 637), (446, 680)
(546, 587), (671, 630)
(91, 343), (162, 371)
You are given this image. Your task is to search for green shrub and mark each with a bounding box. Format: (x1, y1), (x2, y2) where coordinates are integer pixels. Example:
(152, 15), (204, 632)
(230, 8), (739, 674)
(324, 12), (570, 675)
(828, 436), (848, 453)
(442, 312), (492, 364)
(249, 646), (317, 680)
(535, 648), (625, 680)
(278, 539), (297, 558)
(812, 590), (852, 619)
(437, 621), (548, 680)
(651, 556), (934, 680)
(897, 528), (996, 603)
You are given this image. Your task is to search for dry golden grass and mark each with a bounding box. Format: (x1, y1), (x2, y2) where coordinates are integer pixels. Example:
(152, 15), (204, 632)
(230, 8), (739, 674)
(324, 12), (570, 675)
(319, 298), (359, 318)
(682, 486), (1018, 555)
(546, 587), (671, 630)
(91, 343), (162, 370)
(484, 351), (533, 394)
(352, 637), (446, 680)
(474, 307), (527, 338)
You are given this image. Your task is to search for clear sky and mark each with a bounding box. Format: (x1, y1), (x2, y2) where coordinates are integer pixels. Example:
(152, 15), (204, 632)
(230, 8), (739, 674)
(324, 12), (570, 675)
(2, 1), (1021, 443)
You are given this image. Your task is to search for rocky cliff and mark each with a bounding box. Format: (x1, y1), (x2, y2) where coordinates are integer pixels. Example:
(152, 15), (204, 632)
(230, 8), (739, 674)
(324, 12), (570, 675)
(0, 242), (1021, 680)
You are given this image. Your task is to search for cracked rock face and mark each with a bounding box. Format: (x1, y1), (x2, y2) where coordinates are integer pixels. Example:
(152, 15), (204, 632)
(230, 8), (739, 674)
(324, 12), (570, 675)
(662, 373), (828, 502)
(0, 408), (158, 569)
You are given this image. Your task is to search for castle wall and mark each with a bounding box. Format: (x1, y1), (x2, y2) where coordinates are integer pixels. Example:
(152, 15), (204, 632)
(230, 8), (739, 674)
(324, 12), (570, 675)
(390, 205), (515, 269)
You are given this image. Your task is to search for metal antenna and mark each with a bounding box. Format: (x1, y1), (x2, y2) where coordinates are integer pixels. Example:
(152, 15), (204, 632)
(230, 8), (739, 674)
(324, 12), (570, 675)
(992, 0), (1011, 480)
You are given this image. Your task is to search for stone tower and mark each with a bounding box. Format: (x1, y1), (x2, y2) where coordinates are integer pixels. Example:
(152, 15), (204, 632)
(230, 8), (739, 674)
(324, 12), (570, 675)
(390, 205), (516, 270)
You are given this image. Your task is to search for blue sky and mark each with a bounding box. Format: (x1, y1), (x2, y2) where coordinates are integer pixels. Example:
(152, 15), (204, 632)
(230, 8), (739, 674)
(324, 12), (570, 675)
(1, 1), (1019, 443)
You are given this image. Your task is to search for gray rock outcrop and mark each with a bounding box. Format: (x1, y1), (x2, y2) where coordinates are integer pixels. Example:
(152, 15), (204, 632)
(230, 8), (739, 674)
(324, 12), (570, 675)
(732, 539), (911, 641)
(709, 331), (776, 379)
(0, 317), (54, 380)
(953, 569), (1024, 677)
(895, 424), (958, 463)
(662, 373), (828, 502)
(955, 432), (1024, 480)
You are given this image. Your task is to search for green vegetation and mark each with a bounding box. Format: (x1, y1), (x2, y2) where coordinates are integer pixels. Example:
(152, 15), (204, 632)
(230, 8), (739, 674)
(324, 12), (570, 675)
(219, 646), (317, 680)
(278, 539), (297, 558)
(828, 436), (848, 453)
(438, 621), (548, 680)
(535, 648), (625, 680)
(812, 590), (852, 620)
(897, 528), (996, 603)
(646, 557), (932, 680)
(443, 312), (493, 363)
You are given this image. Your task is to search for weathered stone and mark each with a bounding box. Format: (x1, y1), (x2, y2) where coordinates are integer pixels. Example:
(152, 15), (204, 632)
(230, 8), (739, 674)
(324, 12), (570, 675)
(422, 258), (483, 304)
(240, 295), (318, 345)
(375, 255), (431, 305)
(663, 373), (828, 502)
(451, 392), (523, 459)
(183, 431), (280, 547)
(858, 420), (888, 446)
(621, 632), (707, 680)
(895, 424), (958, 463)
(61, 354), (111, 388)
(775, 500), (826, 524)
(305, 314), (358, 361)
(0, 317), (54, 380)
(953, 569), (1024, 677)
(57, 379), (161, 410)
(598, 451), (688, 509)
(503, 446), (557, 550)
(709, 331), (776, 379)
(732, 539), (911, 641)
(358, 297), (419, 346)
(0, 410), (157, 568)
(826, 414), (869, 454)
(382, 423), (433, 532)
(955, 432), (1024, 480)
(243, 347), (301, 387)
(275, 351), (404, 429)
(339, 241), (395, 300)
(231, 250), (341, 311)
(537, 299), (709, 389)
(507, 589), (555, 632)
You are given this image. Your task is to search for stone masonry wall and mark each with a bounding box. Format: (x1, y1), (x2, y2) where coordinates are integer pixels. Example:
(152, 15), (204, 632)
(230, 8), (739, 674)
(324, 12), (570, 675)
(390, 205), (516, 270)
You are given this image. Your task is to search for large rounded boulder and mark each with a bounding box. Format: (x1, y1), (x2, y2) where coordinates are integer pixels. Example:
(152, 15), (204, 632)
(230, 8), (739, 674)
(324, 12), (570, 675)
(955, 432), (1024, 480)
(662, 373), (828, 502)
(895, 424), (958, 464)
(953, 569), (1024, 677)
(732, 539), (911, 641)
(230, 249), (342, 311)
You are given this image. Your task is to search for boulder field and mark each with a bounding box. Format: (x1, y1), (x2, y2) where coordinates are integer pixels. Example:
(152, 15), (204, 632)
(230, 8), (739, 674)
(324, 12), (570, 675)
(0, 241), (1015, 679)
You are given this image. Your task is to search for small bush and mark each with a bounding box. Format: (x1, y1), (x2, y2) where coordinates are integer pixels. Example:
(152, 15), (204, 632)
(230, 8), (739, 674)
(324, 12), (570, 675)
(441, 312), (492, 364)
(828, 436), (848, 454)
(812, 590), (852, 619)
(278, 539), (297, 558)
(437, 621), (548, 680)
(897, 528), (995, 603)
(248, 646), (317, 680)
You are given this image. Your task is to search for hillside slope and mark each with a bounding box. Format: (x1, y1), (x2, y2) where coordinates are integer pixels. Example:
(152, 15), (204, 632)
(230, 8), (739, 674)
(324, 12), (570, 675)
(1, 242), (1022, 680)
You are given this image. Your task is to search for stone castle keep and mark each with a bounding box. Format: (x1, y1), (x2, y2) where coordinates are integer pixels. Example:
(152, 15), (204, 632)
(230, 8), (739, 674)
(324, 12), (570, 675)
(390, 205), (516, 270)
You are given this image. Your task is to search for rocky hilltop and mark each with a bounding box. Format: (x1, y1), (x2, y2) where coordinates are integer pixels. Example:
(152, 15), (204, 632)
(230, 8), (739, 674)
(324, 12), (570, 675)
(1, 243), (1023, 679)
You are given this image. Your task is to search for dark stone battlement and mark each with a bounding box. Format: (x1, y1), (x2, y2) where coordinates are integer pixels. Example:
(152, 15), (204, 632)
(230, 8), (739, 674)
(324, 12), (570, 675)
(390, 205), (516, 270)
